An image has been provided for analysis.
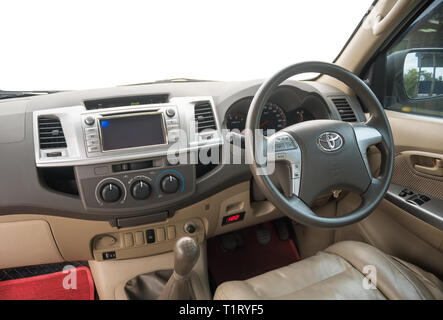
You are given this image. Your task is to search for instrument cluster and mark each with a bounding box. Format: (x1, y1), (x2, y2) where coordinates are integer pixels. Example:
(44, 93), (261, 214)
(225, 86), (329, 135)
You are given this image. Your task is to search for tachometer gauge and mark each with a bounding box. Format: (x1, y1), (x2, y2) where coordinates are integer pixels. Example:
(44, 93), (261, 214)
(259, 103), (287, 136)
(226, 112), (246, 132)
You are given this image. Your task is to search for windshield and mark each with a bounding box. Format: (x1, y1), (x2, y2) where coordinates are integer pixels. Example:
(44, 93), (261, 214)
(1, 0), (373, 91)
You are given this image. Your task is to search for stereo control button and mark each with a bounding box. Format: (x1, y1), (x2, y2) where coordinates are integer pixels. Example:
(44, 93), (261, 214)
(166, 108), (176, 117)
(84, 116), (95, 126)
(85, 127), (98, 135)
(100, 183), (121, 202)
(88, 146), (100, 152)
(131, 180), (151, 200)
(87, 139), (99, 146)
(160, 175), (180, 194)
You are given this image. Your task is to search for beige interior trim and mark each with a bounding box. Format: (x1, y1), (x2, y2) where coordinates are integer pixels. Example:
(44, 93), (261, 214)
(318, 0), (422, 93)
(0, 220), (64, 269)
(387, 110), (443, 154)
(371, 0), (411, 36)
(89, 243), (212, 300)
(0, 181), (282, 267)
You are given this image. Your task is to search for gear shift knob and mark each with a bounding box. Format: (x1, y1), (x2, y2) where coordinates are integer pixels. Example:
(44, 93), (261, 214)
(174, 236), (200, 277)
(157, 237), (200, 300)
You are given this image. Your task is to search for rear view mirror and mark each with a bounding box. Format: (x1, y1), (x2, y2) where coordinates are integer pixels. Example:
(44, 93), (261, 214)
(403, 51), (443, 99)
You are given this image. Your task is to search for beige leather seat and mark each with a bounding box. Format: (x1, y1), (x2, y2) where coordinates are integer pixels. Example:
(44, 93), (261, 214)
(214, 241), (443, 300)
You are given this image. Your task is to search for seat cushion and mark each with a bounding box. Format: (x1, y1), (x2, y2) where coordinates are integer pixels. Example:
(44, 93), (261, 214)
(213, 241), (443, 300)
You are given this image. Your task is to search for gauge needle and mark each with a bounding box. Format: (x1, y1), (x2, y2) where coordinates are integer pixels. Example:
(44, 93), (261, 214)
(259, 120), (270, 128)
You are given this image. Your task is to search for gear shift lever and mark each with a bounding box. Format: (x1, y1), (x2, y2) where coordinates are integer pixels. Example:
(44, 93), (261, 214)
(158, 237), (200, 300)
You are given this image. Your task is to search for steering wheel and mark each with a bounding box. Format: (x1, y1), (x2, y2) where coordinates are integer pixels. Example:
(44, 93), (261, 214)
(245, 62), (394, 228)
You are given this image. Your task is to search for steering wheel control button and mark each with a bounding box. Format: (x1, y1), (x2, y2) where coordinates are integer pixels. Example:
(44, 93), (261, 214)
(161, 175), (180, 193)
(272, 135), (299, 153)
(100, 183), (121, 202)
(131, 180), (151, 200)
(146, 229), (156, 243)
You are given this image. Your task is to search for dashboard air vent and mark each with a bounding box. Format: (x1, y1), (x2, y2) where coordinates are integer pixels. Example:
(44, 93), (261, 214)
(38, 117), (67, 149)
(194, 102), (216, 132)
(332, 98), (357, 122)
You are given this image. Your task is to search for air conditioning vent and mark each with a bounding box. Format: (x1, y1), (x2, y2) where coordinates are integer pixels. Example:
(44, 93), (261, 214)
(38, 117), (67, 149)
(332, 98), (357, 122)
(194, 102), (216, 132)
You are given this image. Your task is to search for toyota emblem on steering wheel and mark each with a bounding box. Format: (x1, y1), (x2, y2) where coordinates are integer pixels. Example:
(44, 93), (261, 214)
(317, 132), (344, 152)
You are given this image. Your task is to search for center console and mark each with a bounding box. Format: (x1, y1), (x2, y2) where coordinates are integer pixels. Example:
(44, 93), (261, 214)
(33, 96), (223, 217)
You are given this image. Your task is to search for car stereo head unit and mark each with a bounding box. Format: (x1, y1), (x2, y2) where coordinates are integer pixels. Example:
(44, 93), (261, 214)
(82, 106), (180, 157)
(99, 112), (167, 151)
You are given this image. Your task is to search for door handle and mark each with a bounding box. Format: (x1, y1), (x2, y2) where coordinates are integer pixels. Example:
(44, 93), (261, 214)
(414, 159), (443, 177)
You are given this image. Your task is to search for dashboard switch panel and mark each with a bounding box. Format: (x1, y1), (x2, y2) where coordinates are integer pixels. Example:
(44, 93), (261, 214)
(92, 218), (205, 261)
(75, 160), (195, 213)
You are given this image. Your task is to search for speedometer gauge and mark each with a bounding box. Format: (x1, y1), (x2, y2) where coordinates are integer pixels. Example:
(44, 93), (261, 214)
(259, 103), (287, 136)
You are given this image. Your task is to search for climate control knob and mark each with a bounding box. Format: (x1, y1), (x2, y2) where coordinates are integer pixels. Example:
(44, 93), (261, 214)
(160, 175), (180, 194)
(131, 180), (151, 200)
(100, 183), (121, 203)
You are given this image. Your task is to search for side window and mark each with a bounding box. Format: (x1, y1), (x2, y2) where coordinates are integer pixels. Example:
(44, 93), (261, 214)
(371, 1), (443, 118)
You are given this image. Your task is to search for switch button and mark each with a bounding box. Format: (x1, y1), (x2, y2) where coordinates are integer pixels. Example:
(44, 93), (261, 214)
(146, 229), (156, 243)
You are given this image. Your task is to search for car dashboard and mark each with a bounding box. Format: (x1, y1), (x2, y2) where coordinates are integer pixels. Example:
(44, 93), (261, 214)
(0, 79), (366, 219)
(0, 79), (366, 260)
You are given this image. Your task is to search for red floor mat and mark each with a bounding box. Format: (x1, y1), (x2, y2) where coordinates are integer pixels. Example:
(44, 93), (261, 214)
(0, 266), (94, 300)
(208, 221), (301, 286)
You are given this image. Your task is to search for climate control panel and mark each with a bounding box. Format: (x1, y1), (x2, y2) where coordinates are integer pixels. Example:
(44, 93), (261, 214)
(75, 158), (195, 213)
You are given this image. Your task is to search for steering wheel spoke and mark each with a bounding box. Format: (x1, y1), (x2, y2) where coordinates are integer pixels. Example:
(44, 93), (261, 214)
(351, 123), (382, 179)
(266, 132), (302, 196)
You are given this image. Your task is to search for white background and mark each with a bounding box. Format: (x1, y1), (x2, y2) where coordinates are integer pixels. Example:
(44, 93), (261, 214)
(1, 0), (373, 90)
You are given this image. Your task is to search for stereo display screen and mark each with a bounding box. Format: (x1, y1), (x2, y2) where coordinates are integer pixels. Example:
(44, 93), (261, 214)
(99, 113), (166, 151)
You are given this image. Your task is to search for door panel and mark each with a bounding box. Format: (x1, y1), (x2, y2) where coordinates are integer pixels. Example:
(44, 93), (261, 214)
(334, 110), (443, 278)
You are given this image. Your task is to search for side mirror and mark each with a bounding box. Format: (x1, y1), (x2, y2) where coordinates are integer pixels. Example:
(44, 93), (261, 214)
(403, 50), (443, 99)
